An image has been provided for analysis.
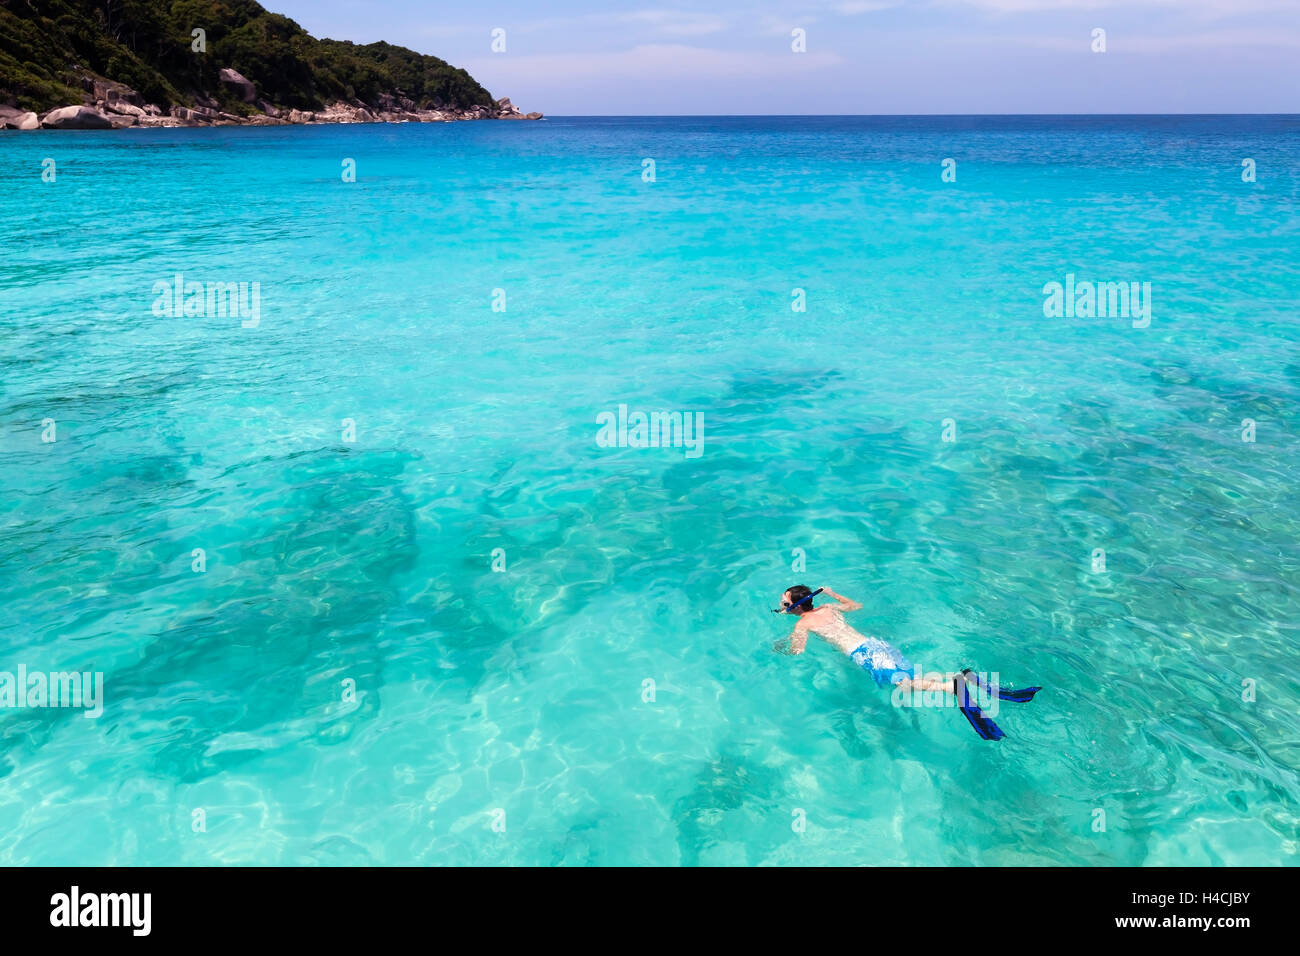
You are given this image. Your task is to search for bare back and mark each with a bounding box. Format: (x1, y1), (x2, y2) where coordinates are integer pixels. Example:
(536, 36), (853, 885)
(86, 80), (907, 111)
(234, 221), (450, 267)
(795, 605), (869, 654)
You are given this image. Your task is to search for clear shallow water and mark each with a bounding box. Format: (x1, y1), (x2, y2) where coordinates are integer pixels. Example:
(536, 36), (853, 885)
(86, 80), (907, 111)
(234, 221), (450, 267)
(0, 115), (1297, 865)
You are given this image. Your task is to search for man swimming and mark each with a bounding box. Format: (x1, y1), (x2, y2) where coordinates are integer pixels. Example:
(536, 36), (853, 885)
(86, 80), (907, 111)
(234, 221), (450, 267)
(776, 584), (1040, 740)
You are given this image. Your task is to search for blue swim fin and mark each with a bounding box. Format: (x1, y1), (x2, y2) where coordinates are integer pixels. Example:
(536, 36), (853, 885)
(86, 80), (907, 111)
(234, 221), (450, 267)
(955, 676), (1005, 741)
(999, 686), (1042, 703)
(961, 669), (1041, 703)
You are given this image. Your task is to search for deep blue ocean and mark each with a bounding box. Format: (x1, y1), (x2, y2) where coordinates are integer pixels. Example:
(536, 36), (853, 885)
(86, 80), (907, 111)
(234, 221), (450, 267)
(1, 115), (1297, 864)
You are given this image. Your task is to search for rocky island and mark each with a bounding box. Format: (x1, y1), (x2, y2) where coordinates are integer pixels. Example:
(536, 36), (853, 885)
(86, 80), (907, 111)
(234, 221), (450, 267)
(0, 0), (540, 130)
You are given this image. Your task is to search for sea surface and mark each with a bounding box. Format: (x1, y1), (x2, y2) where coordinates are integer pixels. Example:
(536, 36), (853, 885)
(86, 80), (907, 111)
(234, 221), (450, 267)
(1, 116), (1297, 865)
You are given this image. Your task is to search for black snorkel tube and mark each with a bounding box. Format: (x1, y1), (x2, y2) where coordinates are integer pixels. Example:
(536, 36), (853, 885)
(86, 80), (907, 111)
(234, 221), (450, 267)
(771, 587), (824, 614)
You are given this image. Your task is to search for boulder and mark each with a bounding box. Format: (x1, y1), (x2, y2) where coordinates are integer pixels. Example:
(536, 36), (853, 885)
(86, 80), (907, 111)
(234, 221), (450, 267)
(86, 79), (144, 107)
(524, 112), (543, 120)
(107, 87), (142, 107)
(0, 106), (39, 129)
(496, 97), (513, 111)
(310, 101), (378, 124)
(106, 112), (138, 128)
(256, 99), (281, 117)
(40, 105), (114, 129)
(312, 103), (350, 122)
(169, 106), (213, 123)
(219, 68), (257, 103)
(287, 109), (315, 123)
(105, 101), (146, 117)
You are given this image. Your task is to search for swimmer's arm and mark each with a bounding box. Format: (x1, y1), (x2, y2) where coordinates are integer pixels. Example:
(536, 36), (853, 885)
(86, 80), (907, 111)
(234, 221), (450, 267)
(787, 620), (810, 655)
(821, 587), (862, 612)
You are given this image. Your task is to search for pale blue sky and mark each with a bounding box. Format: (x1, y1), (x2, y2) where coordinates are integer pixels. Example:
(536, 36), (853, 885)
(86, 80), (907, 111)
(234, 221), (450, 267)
(270, 0), (1300, 114)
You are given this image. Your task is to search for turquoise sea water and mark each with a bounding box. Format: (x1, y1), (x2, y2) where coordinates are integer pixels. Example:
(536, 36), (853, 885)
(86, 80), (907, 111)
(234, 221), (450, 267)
(1, 116), (1298, 865)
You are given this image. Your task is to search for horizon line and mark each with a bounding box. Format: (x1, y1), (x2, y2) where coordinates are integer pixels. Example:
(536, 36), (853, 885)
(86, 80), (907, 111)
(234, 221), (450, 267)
(534, 112), (1298, 118)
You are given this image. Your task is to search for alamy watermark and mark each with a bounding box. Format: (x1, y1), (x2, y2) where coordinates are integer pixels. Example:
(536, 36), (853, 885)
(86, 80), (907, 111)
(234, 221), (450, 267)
(596, 404), (704, 458)
(891, 665), (1001, 717)
(1, 666), (104, 718)
(1042, 273), (1151, 328)
(152, 272), (261, 328)
(50, 886), (150, 935)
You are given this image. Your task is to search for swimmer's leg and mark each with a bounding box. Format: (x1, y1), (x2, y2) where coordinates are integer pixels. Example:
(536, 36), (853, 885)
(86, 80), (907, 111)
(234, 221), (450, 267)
(889, 670), (1003, 740)
(895, 672), (959, 694)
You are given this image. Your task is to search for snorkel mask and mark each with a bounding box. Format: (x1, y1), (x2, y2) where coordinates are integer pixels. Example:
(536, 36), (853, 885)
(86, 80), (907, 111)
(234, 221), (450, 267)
(771, 587), (824, 614)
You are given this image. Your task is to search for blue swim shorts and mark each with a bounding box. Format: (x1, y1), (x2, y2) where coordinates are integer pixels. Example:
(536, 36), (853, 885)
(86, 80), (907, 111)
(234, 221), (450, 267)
(849, 641), (915, 688)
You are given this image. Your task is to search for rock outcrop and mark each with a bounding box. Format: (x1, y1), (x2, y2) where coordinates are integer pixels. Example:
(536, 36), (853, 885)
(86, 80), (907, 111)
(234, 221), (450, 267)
(4, 79), (541, 132)
(135, 115), (187, 128)
(170, 105), (215, 123)
(39, 105), (114, 129)
(105, 102), (146, 118)
(219, 68), (258, 103)
(106, 87), (143, 108)
(0, 106), (38, 129)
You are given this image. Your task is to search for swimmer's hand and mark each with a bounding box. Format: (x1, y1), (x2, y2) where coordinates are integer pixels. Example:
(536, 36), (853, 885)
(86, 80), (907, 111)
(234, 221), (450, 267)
(772, 637), (805, 655)
(786, 621), (809, 655)
(821, 586), (862, 612)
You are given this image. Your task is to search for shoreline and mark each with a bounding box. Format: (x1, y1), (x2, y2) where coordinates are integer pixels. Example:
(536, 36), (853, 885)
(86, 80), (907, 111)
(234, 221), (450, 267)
(2, 100), (543, 131)
(1, 75), (541, 131)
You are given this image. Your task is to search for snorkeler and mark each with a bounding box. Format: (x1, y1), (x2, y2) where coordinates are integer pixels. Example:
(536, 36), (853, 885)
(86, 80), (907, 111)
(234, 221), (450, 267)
(774, 584), (1041, 740)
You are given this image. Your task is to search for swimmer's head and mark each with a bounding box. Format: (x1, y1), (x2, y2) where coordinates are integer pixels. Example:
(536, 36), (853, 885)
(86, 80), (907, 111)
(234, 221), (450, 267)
(781, 585), (815, 614)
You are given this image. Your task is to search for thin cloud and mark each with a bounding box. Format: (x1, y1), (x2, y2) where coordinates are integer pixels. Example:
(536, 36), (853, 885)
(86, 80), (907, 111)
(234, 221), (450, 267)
(621, 10), (729, 37)
(935, 0), (1298, 14)
(757, 15), (822, 37)
(835, 1), (900, 13)
(465, 43), (844, 84)
(936, 27), (1300, 50)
